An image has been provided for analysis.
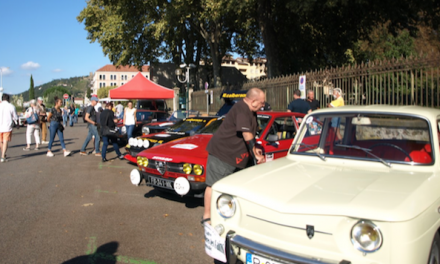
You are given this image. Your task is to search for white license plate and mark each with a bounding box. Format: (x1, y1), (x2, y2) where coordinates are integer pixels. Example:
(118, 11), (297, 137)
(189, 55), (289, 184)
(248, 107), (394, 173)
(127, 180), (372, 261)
(246, 253), (283, 264)
(148, 176), (173, 190)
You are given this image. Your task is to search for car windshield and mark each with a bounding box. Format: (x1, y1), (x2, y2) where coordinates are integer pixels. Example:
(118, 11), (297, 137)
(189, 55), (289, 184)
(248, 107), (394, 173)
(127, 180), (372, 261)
(198, 119), (223, 134)
(136, 111), (154, 122)
(168, 110), (199, 121)
(291, 113), (434, 165)
(166, 118), (209, 134)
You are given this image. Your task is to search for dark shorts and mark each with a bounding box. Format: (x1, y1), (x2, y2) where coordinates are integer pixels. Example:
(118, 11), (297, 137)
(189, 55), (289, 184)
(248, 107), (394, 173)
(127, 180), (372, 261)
(205, 154), (237, 187)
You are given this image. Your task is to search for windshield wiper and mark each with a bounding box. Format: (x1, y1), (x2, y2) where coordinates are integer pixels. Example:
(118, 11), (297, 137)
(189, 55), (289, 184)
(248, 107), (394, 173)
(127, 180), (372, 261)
(293, 143), (326, 161)
(335, 144), (391, 168)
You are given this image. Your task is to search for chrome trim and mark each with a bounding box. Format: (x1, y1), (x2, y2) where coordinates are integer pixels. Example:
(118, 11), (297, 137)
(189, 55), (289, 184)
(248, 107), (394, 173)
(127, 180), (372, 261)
(229, 234), (349, 264)
(247, 215), (332, 235)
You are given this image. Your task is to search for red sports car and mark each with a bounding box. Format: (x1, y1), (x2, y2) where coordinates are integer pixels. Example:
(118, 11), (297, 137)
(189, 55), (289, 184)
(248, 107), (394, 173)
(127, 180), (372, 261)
(130, 111), (305, 197)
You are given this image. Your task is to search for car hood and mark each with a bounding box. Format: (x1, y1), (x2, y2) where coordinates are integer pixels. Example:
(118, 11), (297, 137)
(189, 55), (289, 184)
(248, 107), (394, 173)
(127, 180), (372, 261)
(139, 134), (212, 162)
(214, 157), (439, 222)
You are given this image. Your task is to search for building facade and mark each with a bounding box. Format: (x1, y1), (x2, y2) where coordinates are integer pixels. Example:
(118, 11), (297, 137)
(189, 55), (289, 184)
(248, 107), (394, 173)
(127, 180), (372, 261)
(91, 65), (150, 95)
(221, 56), (267, 81)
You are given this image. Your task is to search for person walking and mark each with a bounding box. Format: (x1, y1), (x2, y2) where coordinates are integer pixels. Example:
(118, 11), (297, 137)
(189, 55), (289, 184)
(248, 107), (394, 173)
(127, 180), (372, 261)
(79, 96), (101, 156)
(62, 105), (68, 127)
(69, 103), (75, 127)
(0, 94), (19, 162)
(306, 89), (320, 111)
(202, 88), (265, 225)
(287, 89), (311, 114)
(74, 107), (79, 123)
(115, 101), (124, 119)
(327, 88), (344, 108)
(100, 102), (125, 162)
(47, 97), (71, 157)
(23, 99), (41, 151)
(123, 101), (137, 140)
(37, 97), (49, 144)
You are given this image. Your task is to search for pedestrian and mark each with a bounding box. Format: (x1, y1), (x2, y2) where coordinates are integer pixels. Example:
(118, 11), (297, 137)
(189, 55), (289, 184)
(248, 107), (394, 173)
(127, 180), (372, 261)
(79, 96), (101, 156)
(0, 94), (19, 162)
(287, 89), (311, 114)
(62, 105), (68, 127)
(69, 103), (75, 127)
(306, 89), (320, 111)
(37, 97), (49, 144)
(202, 88), (265, 225)
(115, 101), (124, 119)
(46, 97), (71, 157)
(100, 102), (125, 162)
(327, 88), (345, 144)
(260, 101), (272, 111)
(123, 101), (137, 140)
(327, 88), (344, 108)
(74, 107), (79, 123)
(23, 99), (41, 151)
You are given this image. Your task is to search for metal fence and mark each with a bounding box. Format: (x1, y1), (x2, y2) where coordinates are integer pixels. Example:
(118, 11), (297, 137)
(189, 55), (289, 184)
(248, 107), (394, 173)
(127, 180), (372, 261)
(189, 54), (440, 112)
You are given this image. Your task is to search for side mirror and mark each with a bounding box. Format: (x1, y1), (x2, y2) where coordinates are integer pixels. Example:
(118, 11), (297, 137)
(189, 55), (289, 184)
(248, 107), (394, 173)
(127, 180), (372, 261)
(267, 134), (279, 142)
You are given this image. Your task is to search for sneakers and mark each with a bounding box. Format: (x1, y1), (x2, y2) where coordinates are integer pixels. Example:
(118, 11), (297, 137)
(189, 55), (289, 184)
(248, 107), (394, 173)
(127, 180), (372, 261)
(23, 147), (31, 151)
(64, 151), (71, 157)
(79, 151), (88, 156)
(88, 150), (96, 155)
(95, 153), (102, 157)
(47, 152), (54, 157)
(118, 155), (125, 160)
(41, 141), (49, 144)
(0, 157), (6, 163)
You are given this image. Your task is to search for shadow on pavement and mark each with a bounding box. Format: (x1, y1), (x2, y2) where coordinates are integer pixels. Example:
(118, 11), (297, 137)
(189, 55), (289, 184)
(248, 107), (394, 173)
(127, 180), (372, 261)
(144, 188), (204, 209)
(62, 242), (119, 264)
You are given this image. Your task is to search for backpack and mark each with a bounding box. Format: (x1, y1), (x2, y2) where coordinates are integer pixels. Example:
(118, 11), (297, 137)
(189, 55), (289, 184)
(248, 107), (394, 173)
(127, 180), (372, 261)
(83, 106), (96, 123)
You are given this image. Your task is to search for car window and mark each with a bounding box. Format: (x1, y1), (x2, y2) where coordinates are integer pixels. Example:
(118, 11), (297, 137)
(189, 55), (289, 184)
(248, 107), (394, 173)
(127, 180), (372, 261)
(166, 118), (208, 134)
(198, 119), (223, 134)
(136, 111), (154, 122)
(292, 113), (433, 165)
(265, 116), (297, 140)
(256, 115), (271, 138)
(157, 112), (169, 121)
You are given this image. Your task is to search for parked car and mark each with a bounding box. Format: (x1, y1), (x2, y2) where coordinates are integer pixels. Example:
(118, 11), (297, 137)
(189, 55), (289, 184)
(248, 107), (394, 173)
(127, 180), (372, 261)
(142, 110), (200, 135)
(130, 111), (305, 197)
(207, 105), (440, 264)
(18, 113), (27, 126)
(124, 116), (219, 163)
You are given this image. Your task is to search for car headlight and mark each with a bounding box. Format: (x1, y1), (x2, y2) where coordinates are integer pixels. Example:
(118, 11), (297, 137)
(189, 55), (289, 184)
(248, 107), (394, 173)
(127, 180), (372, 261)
(183, 163), (192, 174)
(137, 139), (143, 147)
(128, 138), (134, 146)
(351, 220), (383, 253)
(137, 156), (143, 166)
(143, 140), (150, 148)
(216, 194), (236, 218)
(142, 158), (149, 167)
(121, 126), (127, 135)
(193, 164), (203, 175)
(142, 126), (150, 135)
(131, 138), (138, 147)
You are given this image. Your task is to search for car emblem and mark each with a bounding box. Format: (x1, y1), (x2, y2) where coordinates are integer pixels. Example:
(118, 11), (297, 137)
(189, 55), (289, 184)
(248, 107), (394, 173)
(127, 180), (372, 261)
(306, 225), (314, 239)
(155, 161), (166, 175)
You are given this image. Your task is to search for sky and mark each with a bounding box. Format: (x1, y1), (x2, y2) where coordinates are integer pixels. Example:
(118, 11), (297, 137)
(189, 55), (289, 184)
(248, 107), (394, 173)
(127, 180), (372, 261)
(0, 0), (112, 95)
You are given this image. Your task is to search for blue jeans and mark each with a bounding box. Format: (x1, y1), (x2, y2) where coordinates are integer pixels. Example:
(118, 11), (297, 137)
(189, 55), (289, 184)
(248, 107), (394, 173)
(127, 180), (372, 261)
(48, 121), (66, 151)
(69, 115), (74, 126)
(125, 125), (135, 140)
(102, 136), (122, 159)
(81, 124), (100, 153)
(62, 116), (67, 127)
(74, 114), (78, 123)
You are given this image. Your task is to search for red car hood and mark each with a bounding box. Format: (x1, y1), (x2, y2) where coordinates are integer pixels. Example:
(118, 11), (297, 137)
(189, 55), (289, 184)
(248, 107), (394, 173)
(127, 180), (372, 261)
(139, 134), (213, 162)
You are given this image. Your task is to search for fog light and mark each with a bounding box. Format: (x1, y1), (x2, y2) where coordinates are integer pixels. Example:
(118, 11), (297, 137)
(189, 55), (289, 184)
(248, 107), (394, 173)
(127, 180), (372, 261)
(214, 224), (225, 235)
(183, 163), (192, 174)
(130, 169), (142, 186)
(142, 158), (149, 167)
(187, 176), (195, 181)
(143, 140), (150, 148)
(193, 164), (203, 175)
(137, 156), (143, 165)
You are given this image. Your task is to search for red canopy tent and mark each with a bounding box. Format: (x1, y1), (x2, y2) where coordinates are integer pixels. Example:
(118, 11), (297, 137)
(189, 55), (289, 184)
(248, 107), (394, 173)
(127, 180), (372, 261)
(109, 72), (174, 99)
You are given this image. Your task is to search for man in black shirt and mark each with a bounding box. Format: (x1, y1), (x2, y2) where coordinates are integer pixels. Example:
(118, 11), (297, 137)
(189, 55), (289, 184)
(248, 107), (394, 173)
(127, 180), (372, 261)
(202, 88), (265, 225)
(306, 89), (320, 111)
(287, 89), (311, 114)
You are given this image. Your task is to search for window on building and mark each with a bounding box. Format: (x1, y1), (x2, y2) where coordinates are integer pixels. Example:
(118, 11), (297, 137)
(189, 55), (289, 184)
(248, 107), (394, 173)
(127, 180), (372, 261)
(121, 83), (124, 85)
(103, 75), (106, 80)
(99, 75), (102, 80)
(132, 75), (134, 78)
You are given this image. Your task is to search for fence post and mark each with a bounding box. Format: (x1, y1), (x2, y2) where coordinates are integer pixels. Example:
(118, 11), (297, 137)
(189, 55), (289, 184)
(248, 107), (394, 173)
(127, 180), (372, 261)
(411, 70), (415, 105)
(173, 87), (180, 111)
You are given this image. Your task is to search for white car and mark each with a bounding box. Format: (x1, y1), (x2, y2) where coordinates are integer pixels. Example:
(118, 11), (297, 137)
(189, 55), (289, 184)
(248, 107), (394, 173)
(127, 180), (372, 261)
(18, 113), (27, 126)
(208, 105), (440, 264)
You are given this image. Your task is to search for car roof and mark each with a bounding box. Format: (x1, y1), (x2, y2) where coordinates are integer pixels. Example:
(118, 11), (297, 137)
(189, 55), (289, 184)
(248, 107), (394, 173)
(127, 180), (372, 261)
(256, 111), (306, 118)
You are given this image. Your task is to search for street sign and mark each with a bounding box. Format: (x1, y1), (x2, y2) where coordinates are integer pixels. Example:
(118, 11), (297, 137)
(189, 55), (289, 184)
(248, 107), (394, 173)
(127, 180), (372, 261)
(299, 75), (306, 99)
(204, 82), (209, 93)
(63, 93), (69, 99)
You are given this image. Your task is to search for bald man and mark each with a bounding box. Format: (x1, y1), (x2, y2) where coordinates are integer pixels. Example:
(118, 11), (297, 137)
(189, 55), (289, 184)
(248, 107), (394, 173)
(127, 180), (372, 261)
(202, 88), (265, 225)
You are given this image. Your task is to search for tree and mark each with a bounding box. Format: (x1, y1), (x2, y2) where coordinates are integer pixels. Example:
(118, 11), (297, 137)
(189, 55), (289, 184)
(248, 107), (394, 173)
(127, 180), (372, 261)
(97, 86), (114, 99)
(29, 75), (35, 100)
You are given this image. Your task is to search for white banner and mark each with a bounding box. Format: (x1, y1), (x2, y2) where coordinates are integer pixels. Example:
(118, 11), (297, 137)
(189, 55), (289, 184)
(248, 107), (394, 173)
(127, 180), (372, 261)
(204, 223), (226, 262)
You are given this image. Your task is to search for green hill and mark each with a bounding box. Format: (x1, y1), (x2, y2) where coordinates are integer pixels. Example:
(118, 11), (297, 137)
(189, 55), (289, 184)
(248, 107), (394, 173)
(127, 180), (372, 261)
(18, 75), (93, 101)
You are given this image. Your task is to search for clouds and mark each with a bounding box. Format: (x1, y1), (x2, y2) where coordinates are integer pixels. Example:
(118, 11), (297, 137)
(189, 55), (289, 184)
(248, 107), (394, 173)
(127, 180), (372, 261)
(0, 67), (12, 76)
(21, 61), (41, 70)
(53, 69), (62, 73)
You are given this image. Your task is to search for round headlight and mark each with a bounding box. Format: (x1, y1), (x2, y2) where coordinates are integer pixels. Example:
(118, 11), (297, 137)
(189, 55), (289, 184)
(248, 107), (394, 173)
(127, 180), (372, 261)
(142, 126), (150, 135)
(137, 139), (144, 147)
(137, 156), (143, 165)
(121, 126), (127, 134)
(193, 164), (203, 175)
(142, 158), (149, 167)
(351, 220), (383, 253)
(183, 163), (192, 174)
(143, 140), (150, 148)
(132, 138), (138, 147)
(128, 138), (134, 146)
(216, 194), (236, 218)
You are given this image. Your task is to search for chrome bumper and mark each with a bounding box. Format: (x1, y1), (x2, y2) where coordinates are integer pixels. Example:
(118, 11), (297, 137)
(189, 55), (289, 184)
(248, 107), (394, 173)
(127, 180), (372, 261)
(226, 231), (351, 264)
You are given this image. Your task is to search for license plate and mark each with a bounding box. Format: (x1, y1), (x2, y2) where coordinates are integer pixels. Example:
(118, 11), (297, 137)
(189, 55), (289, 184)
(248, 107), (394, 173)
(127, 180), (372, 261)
(148, 176), (174, 190)
(246, 253), (283, 264)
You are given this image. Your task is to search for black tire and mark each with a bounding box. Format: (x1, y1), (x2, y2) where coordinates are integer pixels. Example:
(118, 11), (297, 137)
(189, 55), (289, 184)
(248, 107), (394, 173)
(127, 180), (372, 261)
(428, 232), (440, 264)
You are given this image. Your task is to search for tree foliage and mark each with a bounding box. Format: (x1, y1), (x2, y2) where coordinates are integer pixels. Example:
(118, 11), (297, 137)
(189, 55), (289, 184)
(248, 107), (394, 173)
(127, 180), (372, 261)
(43, 86), (70, 98)
(29, 75), (35, 100)
(97, 86), (114, 99)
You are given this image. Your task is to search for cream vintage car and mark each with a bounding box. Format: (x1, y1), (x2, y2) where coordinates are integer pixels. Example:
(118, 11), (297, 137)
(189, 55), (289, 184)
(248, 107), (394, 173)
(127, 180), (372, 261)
(207, 105), (440, 264)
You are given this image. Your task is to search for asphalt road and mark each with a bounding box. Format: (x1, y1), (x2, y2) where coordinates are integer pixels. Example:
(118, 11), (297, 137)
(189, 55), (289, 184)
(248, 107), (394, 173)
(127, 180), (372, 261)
(0, 122), (213, 264)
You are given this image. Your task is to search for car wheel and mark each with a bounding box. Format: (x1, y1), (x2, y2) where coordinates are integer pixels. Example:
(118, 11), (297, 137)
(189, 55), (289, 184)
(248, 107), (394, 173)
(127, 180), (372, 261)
(428, 233), (440, 264)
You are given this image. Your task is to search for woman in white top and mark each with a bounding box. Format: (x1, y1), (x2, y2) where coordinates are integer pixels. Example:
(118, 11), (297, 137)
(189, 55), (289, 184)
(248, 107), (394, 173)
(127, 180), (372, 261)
(23, 99), (40, 150)
(123, 101), (137, 140)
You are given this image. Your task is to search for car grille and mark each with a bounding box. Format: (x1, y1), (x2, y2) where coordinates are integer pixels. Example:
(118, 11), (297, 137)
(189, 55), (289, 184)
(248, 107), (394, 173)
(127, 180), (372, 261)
(147, 161), (183, 173)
